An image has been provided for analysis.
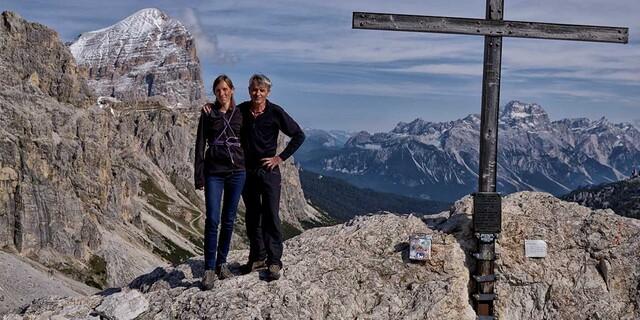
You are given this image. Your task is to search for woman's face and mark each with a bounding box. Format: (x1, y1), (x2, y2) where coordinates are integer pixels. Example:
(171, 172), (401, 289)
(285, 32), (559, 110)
(214, 81), (234, 106)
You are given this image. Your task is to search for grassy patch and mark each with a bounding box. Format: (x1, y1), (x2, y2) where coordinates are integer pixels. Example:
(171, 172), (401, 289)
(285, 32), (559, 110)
(55, 255), (108, 289)
(152, 235), (194, 266)
(144, 225), (194, 265)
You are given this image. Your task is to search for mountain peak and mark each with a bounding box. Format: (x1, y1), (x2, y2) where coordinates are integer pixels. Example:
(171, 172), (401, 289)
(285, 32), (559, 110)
(392, 118), (433, 135)
(68, 8), (204, 106)
(500, 100), (550, 127)
(501, 100), (547, 118)
(118, 8), (170, 30)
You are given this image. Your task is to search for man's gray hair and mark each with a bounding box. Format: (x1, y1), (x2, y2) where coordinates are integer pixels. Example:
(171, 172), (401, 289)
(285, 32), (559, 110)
(249, 74), (272, 89)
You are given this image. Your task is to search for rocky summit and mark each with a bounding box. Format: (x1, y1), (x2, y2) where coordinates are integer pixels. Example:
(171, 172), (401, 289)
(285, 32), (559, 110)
(69, 8), (205, 106)
(5, 192), (639, 319)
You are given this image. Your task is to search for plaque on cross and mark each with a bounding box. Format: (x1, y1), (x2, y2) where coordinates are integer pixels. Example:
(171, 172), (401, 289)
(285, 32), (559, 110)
(352, 1), (628, 317)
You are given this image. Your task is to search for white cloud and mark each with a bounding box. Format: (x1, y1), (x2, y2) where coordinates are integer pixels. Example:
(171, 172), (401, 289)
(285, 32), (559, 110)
(179, 8), (237, 65)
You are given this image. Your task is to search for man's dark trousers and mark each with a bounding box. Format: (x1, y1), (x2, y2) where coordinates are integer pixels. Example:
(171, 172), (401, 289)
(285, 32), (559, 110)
(243, 167), (283, 267)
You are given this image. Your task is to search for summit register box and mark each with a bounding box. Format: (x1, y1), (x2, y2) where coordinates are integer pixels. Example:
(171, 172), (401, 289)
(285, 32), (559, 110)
(473, 192), (502, 233)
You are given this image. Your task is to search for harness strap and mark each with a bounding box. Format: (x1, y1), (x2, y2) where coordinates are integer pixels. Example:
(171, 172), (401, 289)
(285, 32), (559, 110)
(210, 107), (240, 164)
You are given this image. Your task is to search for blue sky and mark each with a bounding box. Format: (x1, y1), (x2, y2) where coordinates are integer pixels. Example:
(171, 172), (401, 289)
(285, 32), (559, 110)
(4, 0), (639, 131)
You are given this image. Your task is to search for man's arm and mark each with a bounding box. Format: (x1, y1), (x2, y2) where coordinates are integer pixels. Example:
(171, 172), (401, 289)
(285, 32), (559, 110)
(261, 105), (306, 170)
(276, 108), (305, 162)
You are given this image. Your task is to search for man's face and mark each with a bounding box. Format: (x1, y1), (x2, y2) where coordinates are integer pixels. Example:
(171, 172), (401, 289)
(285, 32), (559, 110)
(249, 82), (270, 106)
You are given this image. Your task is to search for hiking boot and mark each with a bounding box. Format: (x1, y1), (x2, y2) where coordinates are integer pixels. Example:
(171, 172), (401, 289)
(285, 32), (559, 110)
(201, 269), (217, 290)
(240, 259), (267, 275)
(216, 263), (234, 280)
(267, 264), (281, 281)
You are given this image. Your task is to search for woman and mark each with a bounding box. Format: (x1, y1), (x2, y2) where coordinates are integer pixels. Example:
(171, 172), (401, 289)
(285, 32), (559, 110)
(194, 75), (245, 290)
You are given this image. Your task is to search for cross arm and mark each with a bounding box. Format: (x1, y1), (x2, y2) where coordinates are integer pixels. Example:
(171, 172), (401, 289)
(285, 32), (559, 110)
(353, 12), (628, 44)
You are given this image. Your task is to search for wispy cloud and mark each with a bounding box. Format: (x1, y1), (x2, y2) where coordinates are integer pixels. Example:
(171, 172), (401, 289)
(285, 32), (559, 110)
(384, 63), (483, 77)
(179, 8), (237, 65)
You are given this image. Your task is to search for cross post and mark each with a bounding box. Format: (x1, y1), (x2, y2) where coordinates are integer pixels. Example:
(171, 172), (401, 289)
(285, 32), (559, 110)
(353, 2), (628, 318)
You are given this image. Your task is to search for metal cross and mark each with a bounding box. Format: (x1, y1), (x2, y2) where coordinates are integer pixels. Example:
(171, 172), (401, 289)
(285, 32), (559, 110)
(353, 1), (628, 318)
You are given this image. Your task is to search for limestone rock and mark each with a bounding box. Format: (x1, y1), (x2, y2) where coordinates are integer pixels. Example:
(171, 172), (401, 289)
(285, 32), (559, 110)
(6, 193), (640, 319)
(443, 192), (640, 320)
(0, 251), (97, 315)
(9, 214), (476, 320)
(277, 134), (331, 234)
(0, 11), (93, 106)
(94, 290), (149, 320)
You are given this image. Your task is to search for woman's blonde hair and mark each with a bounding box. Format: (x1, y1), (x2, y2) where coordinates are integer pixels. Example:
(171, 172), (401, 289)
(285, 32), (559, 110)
(213, 74), (235, 107)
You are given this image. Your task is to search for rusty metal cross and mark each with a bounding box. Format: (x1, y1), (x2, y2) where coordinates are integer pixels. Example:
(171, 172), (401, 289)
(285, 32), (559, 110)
(352, 1), (628, 318)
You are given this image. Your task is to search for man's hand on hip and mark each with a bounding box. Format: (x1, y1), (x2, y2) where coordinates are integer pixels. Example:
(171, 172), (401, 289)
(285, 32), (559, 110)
(261, 156), (283, 170)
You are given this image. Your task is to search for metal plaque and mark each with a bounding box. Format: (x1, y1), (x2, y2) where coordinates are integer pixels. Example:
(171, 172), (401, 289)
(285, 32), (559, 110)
(473, 192), (502, 233)
(525, 240), (547, 258)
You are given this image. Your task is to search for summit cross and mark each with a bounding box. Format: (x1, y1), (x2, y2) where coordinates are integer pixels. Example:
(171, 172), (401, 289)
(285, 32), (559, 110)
(352, 1), (628, 318)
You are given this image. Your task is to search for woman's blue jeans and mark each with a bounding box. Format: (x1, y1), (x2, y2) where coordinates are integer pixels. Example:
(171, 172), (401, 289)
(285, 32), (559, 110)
(204, 170), (246, 270)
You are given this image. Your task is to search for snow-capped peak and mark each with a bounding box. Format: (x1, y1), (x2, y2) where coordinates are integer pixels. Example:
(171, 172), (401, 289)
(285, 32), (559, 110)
(70, 8), (184, 62)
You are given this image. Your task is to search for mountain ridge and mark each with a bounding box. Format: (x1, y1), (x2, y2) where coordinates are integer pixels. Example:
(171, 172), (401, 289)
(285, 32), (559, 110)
(300, 101), (640, 201)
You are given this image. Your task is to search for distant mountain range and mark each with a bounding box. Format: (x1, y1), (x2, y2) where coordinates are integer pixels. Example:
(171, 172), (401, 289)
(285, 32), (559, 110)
(299, 101), (640, 202)
(562, 176), (640, 219)
(299, 169), (450, 222)
(296, 129), (353, 164)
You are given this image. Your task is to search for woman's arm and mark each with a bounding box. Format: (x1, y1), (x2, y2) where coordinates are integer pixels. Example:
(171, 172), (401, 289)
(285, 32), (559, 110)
(194, 112), (207, 189)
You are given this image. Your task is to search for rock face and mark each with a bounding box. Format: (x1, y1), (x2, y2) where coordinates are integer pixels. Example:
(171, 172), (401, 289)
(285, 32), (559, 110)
(69, 8), (205, 106)
(7, 192), (640, 319)
(277, 135), (331, 233)
(302, 101), (640, 201)
(0, 11), (92, 106)
(441, 192), (640, 320)
(0, 12), (205, 288)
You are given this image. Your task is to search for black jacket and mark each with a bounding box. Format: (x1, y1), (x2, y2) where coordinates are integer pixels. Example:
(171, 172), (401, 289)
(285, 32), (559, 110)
(239, 100), (305, 170)
(194, 103), (245, 189)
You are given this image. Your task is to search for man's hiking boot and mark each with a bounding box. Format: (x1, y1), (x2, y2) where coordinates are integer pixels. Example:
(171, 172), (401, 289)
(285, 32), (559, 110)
(216, 263), (234, 280)
(240, 259), (266, 275)
(201, 269), (217, 290)
(267, 264), (281, 281)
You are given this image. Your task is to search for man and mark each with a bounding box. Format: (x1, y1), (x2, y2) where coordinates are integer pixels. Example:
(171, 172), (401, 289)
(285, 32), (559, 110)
(206, 74), (305, 280)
